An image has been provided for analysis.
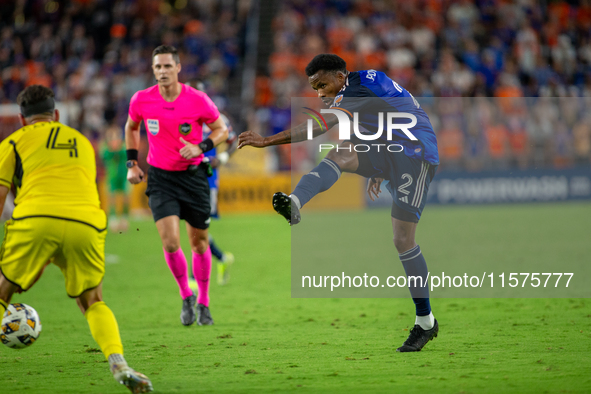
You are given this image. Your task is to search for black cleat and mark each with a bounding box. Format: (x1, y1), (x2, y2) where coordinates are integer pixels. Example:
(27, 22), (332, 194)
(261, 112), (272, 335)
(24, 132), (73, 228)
(396, 319), (438, 352)
(272, 192), (301, 225)
(197, 303), (214, 326)
(180, 294), (196, 326)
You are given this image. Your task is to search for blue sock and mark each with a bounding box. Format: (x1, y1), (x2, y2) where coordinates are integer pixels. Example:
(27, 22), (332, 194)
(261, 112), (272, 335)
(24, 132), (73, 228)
(399, 245), (431, 316)
(208, 236), (224, 261)
(292, 158), (341, 208)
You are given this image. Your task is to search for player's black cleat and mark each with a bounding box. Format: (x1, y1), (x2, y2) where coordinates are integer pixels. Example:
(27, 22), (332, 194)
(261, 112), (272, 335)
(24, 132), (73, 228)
(272, 192), (301, 225)
(197, 303), (214, 326)
(396, 319), (438, 352)
(180, 294), (196, 326)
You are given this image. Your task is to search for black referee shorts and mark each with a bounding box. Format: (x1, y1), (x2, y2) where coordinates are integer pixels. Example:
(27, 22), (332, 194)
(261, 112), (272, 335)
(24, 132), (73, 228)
(145, 165), (211, 229)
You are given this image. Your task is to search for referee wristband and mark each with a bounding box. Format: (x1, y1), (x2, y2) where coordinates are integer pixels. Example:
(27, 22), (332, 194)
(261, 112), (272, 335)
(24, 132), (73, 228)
(126, 149), (139, 161)
(198, 138), (214, 153)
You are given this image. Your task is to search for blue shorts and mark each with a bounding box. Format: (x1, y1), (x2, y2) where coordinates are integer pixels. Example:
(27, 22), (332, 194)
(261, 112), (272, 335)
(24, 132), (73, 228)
(208, 170), (219, 219)
(352, 139), (438, 222)
(209, 186), (219, 219)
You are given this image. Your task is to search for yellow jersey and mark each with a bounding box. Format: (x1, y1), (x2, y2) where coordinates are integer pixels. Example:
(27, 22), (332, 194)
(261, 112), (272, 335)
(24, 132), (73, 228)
(0, 121), (106, 230)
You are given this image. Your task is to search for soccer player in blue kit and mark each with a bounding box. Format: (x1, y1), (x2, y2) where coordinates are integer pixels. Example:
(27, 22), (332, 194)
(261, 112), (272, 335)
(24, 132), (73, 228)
(188, 80), (238, 286)
(238, 54), (439, 352)
(200, 113), (237, 285)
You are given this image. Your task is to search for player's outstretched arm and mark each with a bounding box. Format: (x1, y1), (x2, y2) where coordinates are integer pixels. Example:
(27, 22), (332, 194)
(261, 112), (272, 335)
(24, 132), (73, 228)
(124, 115), (145, 184)
(238, 113), (338, 149)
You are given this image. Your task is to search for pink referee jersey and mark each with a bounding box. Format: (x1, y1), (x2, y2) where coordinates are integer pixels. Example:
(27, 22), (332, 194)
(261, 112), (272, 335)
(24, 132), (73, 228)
(128, 84), (220, 171)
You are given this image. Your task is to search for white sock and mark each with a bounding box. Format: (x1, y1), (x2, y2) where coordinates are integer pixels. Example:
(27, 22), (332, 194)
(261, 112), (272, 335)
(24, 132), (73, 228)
(415, 312), (434, 330)
(108, 353), (128, 372)
(290, 194), (301, 209)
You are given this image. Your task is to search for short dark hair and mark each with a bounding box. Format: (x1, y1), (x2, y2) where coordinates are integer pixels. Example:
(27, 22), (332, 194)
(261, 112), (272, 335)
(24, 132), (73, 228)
(152, 45), (180, 64)
(16, 85), (55, 117)
(305, 54), (347, 77)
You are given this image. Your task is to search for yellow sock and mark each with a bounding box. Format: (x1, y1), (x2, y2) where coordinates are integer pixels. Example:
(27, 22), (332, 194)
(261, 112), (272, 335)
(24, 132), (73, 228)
(0, 299), (7, 316)
(84, 301), (124, 360)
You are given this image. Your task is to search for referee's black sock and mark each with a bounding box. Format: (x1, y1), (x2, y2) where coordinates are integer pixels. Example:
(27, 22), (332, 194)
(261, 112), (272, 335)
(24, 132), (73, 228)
(291, 158), (341, 209)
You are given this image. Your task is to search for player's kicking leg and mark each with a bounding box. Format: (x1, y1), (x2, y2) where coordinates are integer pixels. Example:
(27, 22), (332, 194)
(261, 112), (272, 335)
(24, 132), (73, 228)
(273, 143), (356, 224)
(78, 285), (153, 393)
(186, 222), (214, 326)
(392, 215), (438, 352)
(155, 216), (196, 326)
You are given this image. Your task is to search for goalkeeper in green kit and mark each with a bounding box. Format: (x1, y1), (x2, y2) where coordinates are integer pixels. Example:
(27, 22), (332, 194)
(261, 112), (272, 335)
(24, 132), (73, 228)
(101, 124), (130, 232)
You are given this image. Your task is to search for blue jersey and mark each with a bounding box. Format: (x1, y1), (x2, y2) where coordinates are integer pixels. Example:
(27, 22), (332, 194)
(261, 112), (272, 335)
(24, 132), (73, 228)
(331, 70), (439, 165)
(203, 147), (219, 189)
(202, 113), (235, 190)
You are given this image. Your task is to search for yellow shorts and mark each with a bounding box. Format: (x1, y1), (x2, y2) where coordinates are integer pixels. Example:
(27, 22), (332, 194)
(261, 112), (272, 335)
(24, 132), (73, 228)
(0, 217), (106, 297)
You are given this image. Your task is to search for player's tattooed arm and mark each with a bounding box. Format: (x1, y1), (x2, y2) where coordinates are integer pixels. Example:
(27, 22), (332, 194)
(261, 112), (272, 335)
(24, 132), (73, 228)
(238, 113), (338, 148)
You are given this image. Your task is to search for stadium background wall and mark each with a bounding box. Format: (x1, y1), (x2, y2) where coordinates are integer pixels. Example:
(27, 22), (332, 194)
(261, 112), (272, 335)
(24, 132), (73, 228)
(98, 172), (365, 215)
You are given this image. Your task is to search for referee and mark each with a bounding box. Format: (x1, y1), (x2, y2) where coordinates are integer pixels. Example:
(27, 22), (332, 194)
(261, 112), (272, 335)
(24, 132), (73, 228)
(125, 45), (228, 326)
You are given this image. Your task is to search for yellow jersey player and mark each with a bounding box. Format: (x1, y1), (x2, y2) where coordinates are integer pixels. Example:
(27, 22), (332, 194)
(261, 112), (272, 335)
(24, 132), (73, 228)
(0, 85), (153, 393)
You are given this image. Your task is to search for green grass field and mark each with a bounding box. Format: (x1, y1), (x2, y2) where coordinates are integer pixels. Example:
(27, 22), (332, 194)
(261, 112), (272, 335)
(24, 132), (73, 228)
(1, 203), (590, 393)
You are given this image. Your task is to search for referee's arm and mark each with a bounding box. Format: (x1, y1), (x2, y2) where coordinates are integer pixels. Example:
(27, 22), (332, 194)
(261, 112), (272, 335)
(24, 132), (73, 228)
(179, 116), (228, 160)
(125, 116), (141, 152)
(124, 115), (145, 183)
(205, 116), (229, 147)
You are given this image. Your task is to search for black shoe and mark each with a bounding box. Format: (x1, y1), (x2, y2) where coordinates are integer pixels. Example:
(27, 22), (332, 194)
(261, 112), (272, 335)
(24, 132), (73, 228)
(272, 192), (301, 225)
(396, 319), (438, 352)
(180, 295), (196, 326)
(197, 303), (214, 326)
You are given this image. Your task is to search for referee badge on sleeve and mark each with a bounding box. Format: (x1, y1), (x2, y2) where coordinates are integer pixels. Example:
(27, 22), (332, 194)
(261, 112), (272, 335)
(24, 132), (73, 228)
(179, 123), (192, 135)
(147, 119), (159, 135)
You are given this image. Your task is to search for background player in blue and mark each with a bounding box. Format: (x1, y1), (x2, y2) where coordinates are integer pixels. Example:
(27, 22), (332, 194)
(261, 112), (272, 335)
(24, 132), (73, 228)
(188, 81), (238, 287)
(239, 54), (439, 352)
(202, 114), (238, 285)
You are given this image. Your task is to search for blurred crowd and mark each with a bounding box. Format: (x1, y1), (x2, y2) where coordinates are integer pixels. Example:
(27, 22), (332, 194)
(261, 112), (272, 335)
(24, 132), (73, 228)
(1, 0), (591, 175)
(0, 0), (249, 144)
(254, 0), (591, 172)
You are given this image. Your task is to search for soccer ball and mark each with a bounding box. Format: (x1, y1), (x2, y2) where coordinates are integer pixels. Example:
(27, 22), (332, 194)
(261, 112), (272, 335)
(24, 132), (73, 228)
(1, 303), (42, 349)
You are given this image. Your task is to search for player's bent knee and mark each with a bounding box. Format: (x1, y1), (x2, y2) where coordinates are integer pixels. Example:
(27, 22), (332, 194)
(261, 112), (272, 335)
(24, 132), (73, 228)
(326, 148), (357, 172)
(393, 235), (415, 254)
